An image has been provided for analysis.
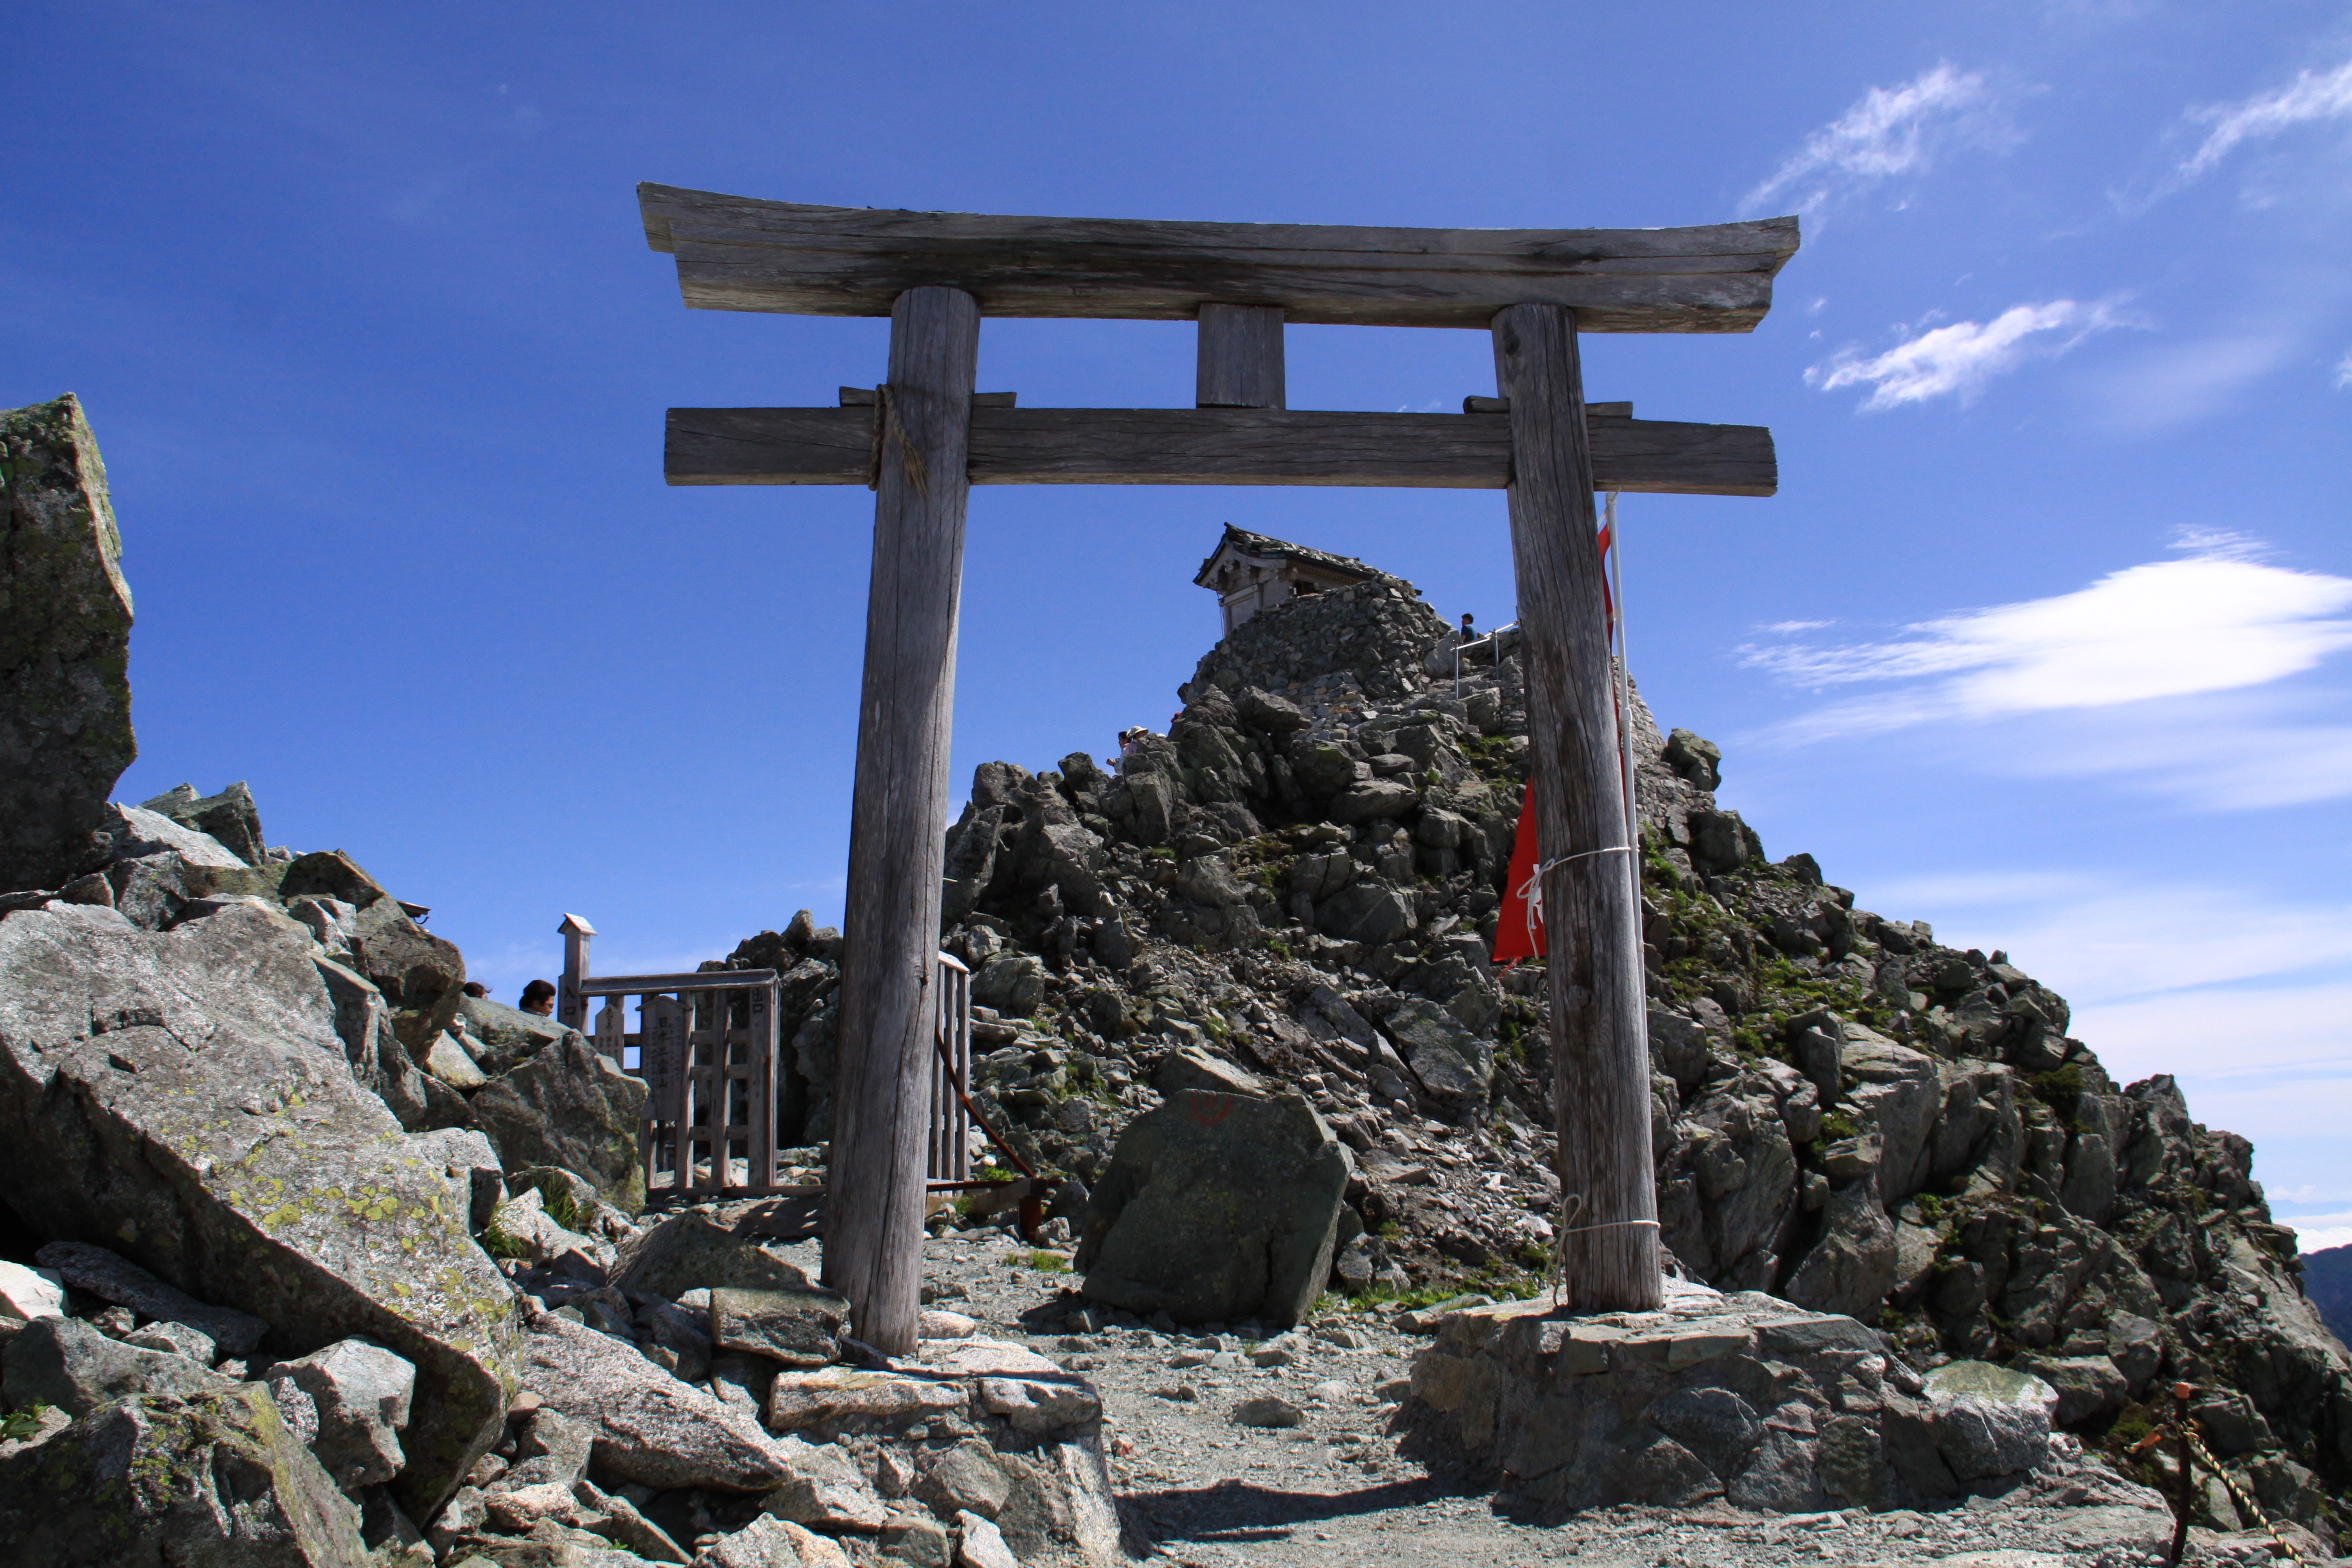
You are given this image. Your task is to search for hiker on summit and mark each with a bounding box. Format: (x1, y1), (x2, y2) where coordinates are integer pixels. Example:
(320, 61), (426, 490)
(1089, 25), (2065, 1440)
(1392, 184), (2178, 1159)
(520, 978), (557, 1016)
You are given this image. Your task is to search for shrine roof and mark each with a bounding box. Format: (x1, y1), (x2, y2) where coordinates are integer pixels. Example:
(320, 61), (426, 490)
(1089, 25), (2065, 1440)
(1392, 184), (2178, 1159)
(1193, 526), (1386, 590)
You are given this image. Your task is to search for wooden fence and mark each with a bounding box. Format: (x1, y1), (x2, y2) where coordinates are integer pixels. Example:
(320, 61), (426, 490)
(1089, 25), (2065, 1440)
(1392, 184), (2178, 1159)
(557, 916), (975, 1203)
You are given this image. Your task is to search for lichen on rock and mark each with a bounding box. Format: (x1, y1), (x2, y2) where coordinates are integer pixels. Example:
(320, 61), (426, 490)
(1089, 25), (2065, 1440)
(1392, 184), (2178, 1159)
(0, 394), (136, 893)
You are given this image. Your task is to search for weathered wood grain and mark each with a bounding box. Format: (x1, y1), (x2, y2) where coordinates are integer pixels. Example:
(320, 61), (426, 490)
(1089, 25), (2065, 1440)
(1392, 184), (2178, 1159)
(841, 388), (1014, 407)
(637, 185), (1799, 333)
(663, 405), (1776, 496)
(1492, 302), (1660, 1314)
(749, 985), (778, 1189)
(558, 913), (593, 1032)
(577, 970), (780, 996)
(825, 286), (980, 1358)
(1197, 304), (1285, 408)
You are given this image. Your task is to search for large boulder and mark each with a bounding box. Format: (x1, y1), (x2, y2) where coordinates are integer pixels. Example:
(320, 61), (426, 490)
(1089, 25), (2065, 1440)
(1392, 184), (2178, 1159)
(0, 394), (137, 894)
(261, 1338), (418, 1491)
(0, 1384), (370, 1566)
(1835, 1024), (1941, 1204)
(1315, 882), (1415, 946)
(311, 957), (439, 1133)
(1922, 1359), (2056, 1481)
(342, 898), (467, 1049)
(517, 1315), (798, 1492)
(615, 1211), (816, 1299)
(138, 781), (267, 867)
(709, 1285), (849, 1368)
(1781, 1173), (1898, 1320)
(469, 1034), (649, 1213)
(0, 900), (521, 1518)
(460, 994), (570, 1074)
(1380, 999), (1493, 1104)
(35, 1239), (269, 1356)
(1074, 1087), (1352, 1327)
(1, 1314), (233, 1414)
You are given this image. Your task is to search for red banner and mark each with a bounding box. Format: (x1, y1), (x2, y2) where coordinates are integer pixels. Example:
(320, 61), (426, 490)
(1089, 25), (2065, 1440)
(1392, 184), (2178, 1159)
(1494, 780), (1544, 964)
(1490, 521), (1619, 968)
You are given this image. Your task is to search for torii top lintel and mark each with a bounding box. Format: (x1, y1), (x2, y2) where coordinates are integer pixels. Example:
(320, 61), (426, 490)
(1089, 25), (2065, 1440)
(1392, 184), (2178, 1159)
(638, 184), (1801, 334)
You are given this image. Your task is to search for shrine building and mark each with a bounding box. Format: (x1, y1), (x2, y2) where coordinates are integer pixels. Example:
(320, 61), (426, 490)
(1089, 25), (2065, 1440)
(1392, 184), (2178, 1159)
(1193, 524), (1382, 634)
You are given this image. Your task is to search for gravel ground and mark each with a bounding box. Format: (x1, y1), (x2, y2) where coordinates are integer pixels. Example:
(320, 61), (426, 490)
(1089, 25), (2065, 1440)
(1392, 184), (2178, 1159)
(753, 1232), (2318, 1568)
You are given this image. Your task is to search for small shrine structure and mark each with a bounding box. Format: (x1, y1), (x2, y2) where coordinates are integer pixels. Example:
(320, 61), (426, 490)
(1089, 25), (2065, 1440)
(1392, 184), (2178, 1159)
(1193, 524), (1382, 634)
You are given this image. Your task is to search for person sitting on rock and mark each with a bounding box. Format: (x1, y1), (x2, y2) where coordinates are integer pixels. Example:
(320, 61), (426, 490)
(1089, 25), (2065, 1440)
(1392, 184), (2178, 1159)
(520, 979), (557, 1017)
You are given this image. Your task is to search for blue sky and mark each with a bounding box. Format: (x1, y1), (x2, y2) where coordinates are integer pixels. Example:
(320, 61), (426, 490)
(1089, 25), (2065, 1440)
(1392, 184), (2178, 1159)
(9, 3), (2348, 1238)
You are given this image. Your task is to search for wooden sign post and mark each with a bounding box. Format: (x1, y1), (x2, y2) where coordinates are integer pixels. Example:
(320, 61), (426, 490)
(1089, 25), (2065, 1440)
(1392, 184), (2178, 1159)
(637, 186), (1799, 1352)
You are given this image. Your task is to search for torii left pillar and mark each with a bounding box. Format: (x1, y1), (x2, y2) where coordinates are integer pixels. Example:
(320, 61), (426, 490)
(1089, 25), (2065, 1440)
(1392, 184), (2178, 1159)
(825, 286), (980, 1354)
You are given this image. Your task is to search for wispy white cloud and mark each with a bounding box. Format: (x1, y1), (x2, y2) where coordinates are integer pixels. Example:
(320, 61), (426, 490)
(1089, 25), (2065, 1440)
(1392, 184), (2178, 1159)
(2272, 1181), (2352, 1207)
(1742, 64), (2018, 217)
(1746, 531), (2352, 720)
(2282, 1215), (2352, 1252)
(1807, 299), (2130, 410)
(1742, 535), (2352, 806)
(2179, 56), (2352, 181)
(2335, 345), (2352, 390)
(1983, 688), (2352, 811)
(2081, 331), (2301, 431)
(2074, 981), (2352, 1076)
(1761, 619), (1834, 635)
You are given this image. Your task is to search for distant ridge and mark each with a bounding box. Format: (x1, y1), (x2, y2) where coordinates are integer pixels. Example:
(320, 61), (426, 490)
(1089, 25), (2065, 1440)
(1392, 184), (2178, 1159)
(2305, 1243), (2352, 1347)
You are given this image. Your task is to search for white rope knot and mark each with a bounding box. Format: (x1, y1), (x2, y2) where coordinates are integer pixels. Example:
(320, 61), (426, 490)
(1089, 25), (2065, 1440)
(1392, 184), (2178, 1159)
(1513, 845), (1635, 948)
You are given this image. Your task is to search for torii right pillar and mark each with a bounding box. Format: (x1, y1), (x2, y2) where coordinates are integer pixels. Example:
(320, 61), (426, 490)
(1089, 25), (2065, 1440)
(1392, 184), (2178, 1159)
(1493, 303), (1662, 1313)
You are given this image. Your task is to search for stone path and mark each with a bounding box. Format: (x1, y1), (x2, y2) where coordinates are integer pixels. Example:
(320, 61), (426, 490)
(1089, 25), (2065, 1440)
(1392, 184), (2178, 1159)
(740, 1232), (2332, 1568)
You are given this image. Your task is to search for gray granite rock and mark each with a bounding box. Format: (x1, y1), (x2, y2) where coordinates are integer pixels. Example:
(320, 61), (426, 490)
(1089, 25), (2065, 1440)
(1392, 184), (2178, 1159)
(615, 1211), (814, 1300)
(0, 901), (519, 1519)
(1075, 1086), (1351, 1328)
(471, 1034), (649, 1214)
(1402, 1283), (2049, 1514)
(518, 1314), (796, 1492)
(759, 1434), (891, 1532)
(709, 1284), (849, 1368)
(0, 1384), (368, 1566)
(138, 781), (266, 867)
(1920, 1360), (2056, 1481)
(33, 1239), (268, 1357)
(0, 394), (137, 894)
(1, 1313), (232, 1415)
(262, 1338), (417, 1490)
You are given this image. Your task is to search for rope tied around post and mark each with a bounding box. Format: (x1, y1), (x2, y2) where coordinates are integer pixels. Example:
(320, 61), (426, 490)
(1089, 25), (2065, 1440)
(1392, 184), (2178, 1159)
(1512, 845), (1635, 949)
(1549, 1192), (1664, 1309)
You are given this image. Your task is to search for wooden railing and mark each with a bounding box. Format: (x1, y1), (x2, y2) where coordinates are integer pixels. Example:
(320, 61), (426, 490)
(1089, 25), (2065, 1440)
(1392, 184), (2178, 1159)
(930, 953), (973, 1187)
(585, 969), (783, 1198)
(557, 915), (977, 1203)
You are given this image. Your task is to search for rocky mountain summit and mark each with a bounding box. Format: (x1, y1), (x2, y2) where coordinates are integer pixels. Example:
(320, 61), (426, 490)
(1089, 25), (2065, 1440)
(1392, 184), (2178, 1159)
(723, 546), (2352, 1545)
(1, 388), (2345, 1564)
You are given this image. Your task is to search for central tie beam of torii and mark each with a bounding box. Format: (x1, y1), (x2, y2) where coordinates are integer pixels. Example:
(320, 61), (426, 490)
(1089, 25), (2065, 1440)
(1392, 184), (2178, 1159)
(637, 183), (1800, 1355)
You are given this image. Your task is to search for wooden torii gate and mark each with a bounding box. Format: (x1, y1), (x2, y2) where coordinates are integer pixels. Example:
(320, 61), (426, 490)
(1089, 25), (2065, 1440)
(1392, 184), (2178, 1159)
(637, 184), (1799, 1354)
